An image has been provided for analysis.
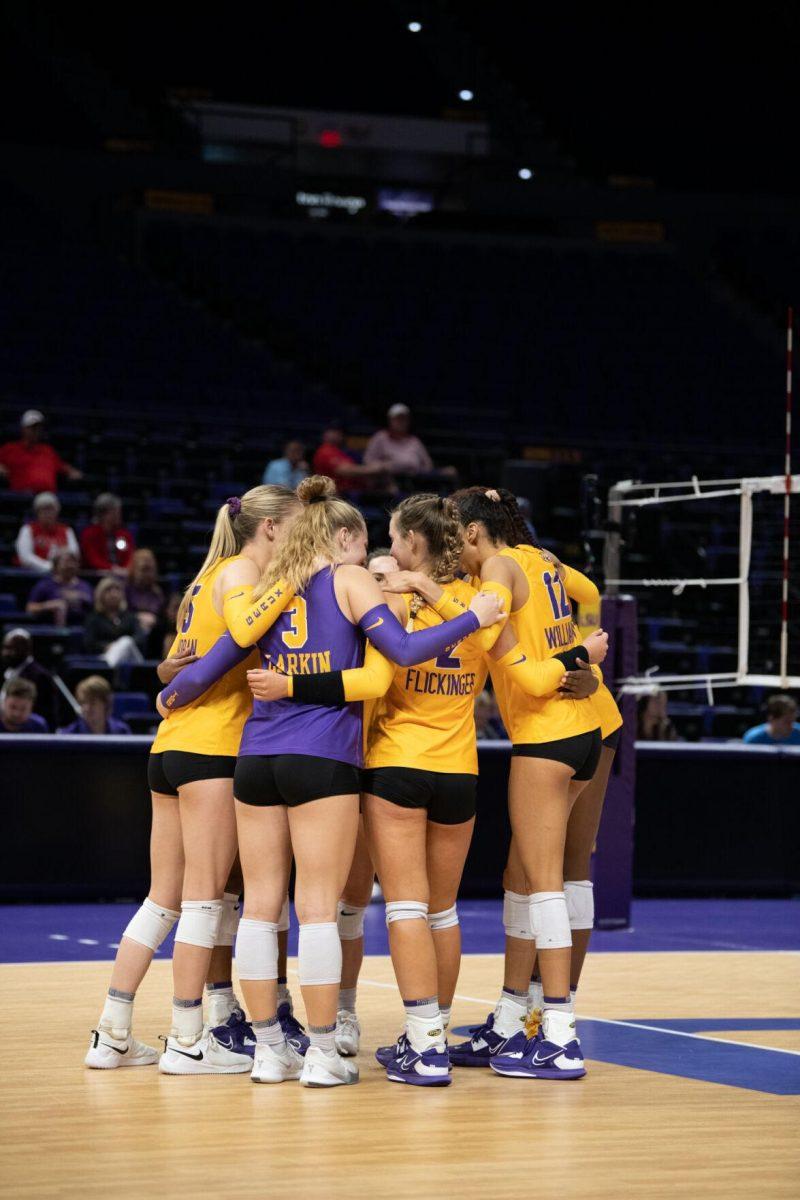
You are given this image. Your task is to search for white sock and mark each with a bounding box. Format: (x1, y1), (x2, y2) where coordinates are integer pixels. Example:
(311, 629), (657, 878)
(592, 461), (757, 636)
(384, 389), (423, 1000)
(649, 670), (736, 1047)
(338, 987), (357, 1013)
(404, 997), (444, 1053)
(528, 977), (544, 1015)
(542, 1007), (578, 1047)
(493, 988), (528, 1038)
(171, 998), (204, 1045)
(100, 988), (134, 1039)
(440, 1005), (452, 1030)
(309, 1023), (337, 1054)
(206, 983), (238, 1026)
(253, 1018), (285, 1048)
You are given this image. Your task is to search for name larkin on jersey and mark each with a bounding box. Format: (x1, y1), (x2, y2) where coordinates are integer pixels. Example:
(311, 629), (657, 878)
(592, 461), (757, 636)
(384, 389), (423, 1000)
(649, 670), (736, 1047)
(544, 621), (579, 651)
(404, 667), (477, 697)
(263, 651), (332, 674)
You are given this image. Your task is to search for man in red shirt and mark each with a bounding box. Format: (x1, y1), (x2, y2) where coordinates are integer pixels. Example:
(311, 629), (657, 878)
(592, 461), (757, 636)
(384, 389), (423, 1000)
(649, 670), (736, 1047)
(312, 427), (388, 497)
(0, 410), (82, 493)
(80, 493), (136, 574)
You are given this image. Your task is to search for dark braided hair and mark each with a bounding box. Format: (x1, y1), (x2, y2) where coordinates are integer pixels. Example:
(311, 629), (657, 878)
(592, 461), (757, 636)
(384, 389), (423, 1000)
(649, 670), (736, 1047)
(495, 488), (539, 548)
(450, 486), (540, 548)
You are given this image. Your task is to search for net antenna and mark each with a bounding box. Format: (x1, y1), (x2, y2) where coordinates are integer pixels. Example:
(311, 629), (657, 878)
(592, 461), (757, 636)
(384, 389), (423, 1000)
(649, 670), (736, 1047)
(780, 306), (793, 687)
(605, 473), (800, 697)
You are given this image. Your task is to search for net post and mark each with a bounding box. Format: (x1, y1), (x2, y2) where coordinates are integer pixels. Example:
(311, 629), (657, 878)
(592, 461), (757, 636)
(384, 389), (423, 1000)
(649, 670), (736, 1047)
(737, 487), (753, 681)
(604, 482), (626, 596)
(780, 306), (793, 687)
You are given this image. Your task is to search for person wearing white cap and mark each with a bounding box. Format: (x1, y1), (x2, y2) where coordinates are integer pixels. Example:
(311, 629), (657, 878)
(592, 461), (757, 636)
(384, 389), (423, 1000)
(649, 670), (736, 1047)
(364, 404), (451, 479)
(15, 492), (80, 574)
(0, 410), (82, 493)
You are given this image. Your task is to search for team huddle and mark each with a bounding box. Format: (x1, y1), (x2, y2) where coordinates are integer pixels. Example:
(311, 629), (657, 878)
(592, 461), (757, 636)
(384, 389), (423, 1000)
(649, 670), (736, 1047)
(85, 475), (620, 1087)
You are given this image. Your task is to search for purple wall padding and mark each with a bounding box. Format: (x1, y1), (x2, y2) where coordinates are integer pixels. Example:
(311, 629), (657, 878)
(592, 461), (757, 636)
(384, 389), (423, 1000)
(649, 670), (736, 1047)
(594, 595), (638, 928)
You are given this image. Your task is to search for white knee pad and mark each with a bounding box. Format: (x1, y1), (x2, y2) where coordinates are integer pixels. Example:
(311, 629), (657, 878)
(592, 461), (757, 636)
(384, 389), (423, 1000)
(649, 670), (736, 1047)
(503, 890), (534, 941)
(122, 896), (179, 951)
(215, 892), (241, 947)
(385, 900), (428, 927)
(428, 904), (459, 932)
(565, 880), (594, 930)
(174, 899), (223, 950)
(235, 917), (279, 980)
(278, 896), (290, 933)
(529, 892), (572, 950)
(337, 900), (367, 940)
(298, 922), (342, 986)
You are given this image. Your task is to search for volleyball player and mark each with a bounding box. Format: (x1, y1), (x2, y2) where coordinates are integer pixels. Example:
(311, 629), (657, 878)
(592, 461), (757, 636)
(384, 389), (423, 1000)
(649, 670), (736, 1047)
(161, 476), (503, 1086)
(85, 485), (302, 1073)
(250, 493), (605, 1084)
(442, 488), (604, 1080)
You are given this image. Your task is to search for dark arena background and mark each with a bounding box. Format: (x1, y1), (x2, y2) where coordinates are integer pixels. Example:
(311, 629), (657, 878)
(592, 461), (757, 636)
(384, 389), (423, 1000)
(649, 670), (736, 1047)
(0, 4), (798, 1197)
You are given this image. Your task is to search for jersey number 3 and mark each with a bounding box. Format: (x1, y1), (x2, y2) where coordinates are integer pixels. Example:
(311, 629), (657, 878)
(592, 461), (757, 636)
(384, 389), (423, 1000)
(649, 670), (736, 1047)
(543, 571), (571, 621)
(282, 596), (309, 649)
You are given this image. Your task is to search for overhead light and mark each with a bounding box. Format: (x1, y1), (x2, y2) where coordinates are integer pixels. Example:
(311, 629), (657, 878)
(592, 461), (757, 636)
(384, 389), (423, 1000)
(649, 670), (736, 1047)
(518, 167), (533, 180)
(459, 89), (474, 102)
(407, 21), (422, 32)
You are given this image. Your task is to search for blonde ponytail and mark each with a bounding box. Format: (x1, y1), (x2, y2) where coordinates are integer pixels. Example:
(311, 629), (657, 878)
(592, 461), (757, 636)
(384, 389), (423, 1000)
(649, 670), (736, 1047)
(254, 475), (366, 599)
(176, 484), (299, 629)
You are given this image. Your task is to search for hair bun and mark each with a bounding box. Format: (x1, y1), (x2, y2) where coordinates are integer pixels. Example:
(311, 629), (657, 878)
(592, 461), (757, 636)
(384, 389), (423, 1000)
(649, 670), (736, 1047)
(297, 475), (337, 505)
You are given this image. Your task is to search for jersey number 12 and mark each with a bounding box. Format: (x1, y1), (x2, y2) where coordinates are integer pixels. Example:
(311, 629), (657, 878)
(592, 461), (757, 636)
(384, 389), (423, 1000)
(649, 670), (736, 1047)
(543, 571), (571, 621)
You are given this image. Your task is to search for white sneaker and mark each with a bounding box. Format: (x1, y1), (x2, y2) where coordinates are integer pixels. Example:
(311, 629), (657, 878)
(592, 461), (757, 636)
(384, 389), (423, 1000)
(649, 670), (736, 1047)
(334, 1009), (361, 1057)
(85, 1027), (158, 1069)
(251, 1039), (304, 1084)
(158, 1030), (252, 1075)
(300, 1045), (359, 1088)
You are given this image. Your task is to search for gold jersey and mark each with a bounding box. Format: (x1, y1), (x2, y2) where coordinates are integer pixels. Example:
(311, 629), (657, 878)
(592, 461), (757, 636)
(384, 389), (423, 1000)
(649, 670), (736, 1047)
(365, 579), (486, 774)
(592, 675), (623, 741)
(488, 546), (602, 745)
(152, 556), (258, 757)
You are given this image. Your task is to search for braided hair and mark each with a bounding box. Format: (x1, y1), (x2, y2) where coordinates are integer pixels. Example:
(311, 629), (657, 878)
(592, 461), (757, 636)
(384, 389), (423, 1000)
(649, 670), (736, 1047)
(450, 486), (539, 549)
(392, 493), (463, 616)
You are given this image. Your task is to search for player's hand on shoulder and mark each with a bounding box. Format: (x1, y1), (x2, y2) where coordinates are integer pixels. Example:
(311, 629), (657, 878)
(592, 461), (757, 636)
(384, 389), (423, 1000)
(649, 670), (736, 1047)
(470, 591), (505, 627)
(381, 570), (425, 594)
(539, 548), (566, 580)
(247, 668), (290, 701)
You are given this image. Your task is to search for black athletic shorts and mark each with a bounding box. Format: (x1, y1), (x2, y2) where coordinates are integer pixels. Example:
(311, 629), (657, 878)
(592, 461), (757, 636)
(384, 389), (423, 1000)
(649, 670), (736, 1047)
(361, 766), (477, 825)
(603, 725), (622, 751)
(148, 751), (237, 796)
(512, 728), (602, 782)
(234, 754), (361, 807)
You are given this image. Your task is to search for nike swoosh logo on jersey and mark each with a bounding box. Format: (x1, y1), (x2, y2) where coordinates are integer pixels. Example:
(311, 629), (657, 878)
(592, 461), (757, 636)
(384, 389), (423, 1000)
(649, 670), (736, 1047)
(510, 655), (527, 666)
(228, 592), (244, 600)
(364, 617), (384, 631)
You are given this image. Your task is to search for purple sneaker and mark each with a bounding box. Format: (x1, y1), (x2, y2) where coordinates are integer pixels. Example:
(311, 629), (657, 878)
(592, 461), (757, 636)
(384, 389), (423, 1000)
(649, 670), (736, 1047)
(278, 1001), (310, 1056)
(490, 1030), (586, 1080)
(385, 1038), (451, 1087)
(375, 1031), (407, 1068)
(211, 1009), (256, 1058)
(449, 1012), (527, 1067)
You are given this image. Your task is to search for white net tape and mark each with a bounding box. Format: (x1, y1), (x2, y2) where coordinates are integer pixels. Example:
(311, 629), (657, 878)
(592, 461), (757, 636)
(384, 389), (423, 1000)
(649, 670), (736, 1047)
(606, 475), (800, 697)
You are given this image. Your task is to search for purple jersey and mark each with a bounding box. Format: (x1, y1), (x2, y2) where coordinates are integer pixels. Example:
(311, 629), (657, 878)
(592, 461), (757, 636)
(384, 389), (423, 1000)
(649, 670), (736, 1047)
(239, 567), (365, 765)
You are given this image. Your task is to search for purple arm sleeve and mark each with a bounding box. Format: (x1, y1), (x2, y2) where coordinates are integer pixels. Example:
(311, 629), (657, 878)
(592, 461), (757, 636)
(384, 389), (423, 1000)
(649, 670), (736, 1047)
(358, 603), (480, 667)
(158, 632), (251, 711)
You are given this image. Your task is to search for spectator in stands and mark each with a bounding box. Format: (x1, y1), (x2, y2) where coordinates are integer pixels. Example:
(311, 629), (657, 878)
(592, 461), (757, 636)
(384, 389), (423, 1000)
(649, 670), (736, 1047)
(83, 577), (144, 666)
(743, 694), (800, 745)
(638, 689), (679, 741)
(80, 493), (136, 574)
(58, 675), (132, 735)
(367, 547), (399, 584)
(15, 492), (80, 573)
(26, 551), (93, 626)
(312, 426), (389, 496)
(0, 677), (49, 733)
(0, 409), (82, 493)
(126, 548), (165, 634)
(1, 628), (60, 728)
(262, 439), (309, 489)
(474, 689), (506, 741)
(364, 404), (435, 476)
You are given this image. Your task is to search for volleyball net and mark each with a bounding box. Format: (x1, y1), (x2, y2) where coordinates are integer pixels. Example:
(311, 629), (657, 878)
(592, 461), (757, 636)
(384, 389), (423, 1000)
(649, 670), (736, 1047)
(604, 474), (800, 697)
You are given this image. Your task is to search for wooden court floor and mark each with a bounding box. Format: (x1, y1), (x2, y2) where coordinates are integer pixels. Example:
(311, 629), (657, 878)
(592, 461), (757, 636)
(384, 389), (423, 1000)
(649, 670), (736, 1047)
(0, 952), (798, 1199)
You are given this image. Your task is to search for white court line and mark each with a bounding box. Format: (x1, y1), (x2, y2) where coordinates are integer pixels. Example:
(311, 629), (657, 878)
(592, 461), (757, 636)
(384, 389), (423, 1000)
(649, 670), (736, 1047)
(352, 976), (800, 1059)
